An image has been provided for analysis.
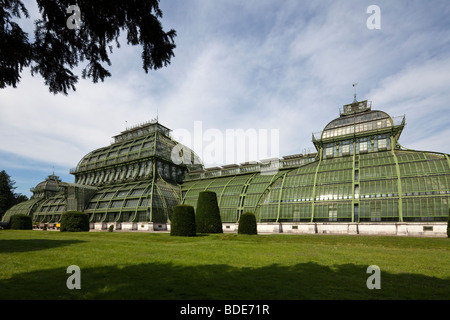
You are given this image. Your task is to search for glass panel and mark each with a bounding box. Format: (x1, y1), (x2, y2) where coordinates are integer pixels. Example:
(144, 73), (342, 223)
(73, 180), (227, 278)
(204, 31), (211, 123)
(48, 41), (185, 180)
(360, 142), (368, 152)
(326, 147), (333, 157)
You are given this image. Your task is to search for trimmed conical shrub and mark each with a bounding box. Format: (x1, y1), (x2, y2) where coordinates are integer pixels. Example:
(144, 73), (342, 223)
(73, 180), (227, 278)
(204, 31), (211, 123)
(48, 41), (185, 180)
(10, 214), (32, 230)
(171, 205), (196, 237)
(238, 212), (258, 235)
(60, 211), (89, 232)
(447, 208), (450, 238)
(196, 191), (223, 233)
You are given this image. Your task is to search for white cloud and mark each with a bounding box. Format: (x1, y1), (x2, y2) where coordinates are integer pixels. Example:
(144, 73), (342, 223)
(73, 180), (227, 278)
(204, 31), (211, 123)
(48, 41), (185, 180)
(366, 55), (450, 153)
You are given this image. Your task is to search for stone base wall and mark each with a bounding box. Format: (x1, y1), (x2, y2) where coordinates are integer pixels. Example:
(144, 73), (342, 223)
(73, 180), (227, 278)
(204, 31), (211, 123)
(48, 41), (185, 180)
(256, 222), (447, 237)
(90, 222), (448, 237)
(90, 222), (168, 232)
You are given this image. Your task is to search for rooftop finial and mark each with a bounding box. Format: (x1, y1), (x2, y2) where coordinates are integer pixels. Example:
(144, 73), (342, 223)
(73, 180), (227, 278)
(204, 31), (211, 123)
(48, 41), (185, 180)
(352, 83), (359, 102)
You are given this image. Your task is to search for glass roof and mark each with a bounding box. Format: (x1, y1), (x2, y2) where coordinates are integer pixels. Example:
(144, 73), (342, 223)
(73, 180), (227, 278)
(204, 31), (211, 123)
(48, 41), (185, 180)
(72, 121), (203, 174)
(182, 149), (450, 223)
(312, 100), (405, 145)
(324, 110), (391, 131)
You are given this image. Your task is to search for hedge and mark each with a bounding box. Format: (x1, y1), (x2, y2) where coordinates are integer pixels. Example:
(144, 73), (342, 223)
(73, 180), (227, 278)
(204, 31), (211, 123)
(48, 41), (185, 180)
(171, 205), (196, 237)
(447, 208), (450, 238)
(10, 214), (32, 230)
(60, 211), (90, 232)
(238, 212), (258, 235)
(195, 191), (223, 234)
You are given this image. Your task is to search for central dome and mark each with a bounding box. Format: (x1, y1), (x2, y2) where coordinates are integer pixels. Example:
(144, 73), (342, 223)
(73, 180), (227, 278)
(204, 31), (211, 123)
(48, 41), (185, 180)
(75, 120), (203, 173)
(322, 101), (393, 140)
(31, 174), (63, 199)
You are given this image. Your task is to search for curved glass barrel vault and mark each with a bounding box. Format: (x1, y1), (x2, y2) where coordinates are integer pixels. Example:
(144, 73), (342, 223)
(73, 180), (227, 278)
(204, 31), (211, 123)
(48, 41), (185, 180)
(182, 150), (449, 223)
(84, 176), (180, 224)
(33, 193), (67, 223)
(182, 171), (284, 223)
(182, 99), (450, 223)
(70, 120), (198, 224)
(2, 198), (41, 223)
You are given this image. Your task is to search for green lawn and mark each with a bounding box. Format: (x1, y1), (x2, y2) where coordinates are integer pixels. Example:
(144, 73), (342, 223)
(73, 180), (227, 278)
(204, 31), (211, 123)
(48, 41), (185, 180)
(0, 230), (449, 300)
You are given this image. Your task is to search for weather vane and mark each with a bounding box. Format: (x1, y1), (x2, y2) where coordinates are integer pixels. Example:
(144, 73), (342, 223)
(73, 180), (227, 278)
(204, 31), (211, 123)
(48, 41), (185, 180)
(352, 83), (359, 102)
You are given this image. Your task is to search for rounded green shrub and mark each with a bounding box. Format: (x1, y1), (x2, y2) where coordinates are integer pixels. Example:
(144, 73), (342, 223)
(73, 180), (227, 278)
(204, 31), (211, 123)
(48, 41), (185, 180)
(171, 205), (196, 237)
(238, 212), (258, 235)
(60, 211), (90, 232)
(10, 214), (32, 230)
(196, 191), (223, 234)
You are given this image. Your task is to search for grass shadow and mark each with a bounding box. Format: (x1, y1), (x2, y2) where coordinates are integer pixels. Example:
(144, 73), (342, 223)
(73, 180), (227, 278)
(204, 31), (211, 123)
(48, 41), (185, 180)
(1, 261), (448, 300)
(0, 239), (86, 253)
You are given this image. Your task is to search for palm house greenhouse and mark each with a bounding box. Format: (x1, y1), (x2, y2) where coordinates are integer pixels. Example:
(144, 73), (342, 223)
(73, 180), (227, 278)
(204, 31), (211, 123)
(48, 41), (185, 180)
(3, 98), (450, 236)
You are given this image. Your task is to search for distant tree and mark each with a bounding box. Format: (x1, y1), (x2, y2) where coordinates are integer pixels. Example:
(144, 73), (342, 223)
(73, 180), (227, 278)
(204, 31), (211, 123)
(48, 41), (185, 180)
(0, 170), (29, 220)
(1, 0), (176, 94)
(0, 170), (18, 220)
(15, 194), (28, 204)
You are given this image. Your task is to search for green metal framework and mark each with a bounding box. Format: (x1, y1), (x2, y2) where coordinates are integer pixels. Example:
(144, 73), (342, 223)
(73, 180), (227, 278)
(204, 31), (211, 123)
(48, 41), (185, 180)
(182, 100), (450, 223)
(71, 120), (195, 224)
(182, 171), (285, 222)
(2, 174), (68, 223)
(3, 100), (449, 225)
(32, 194), (67, 223)
(84, 173), (180, 223)
(2, 198), (41, 222)
(181, 149), (449, 223)
(71, 120), (202, 186)
(2, 120), (198, 224)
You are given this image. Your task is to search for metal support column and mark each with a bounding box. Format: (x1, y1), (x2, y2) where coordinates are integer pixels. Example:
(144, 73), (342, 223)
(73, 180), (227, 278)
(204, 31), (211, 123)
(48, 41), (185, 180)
(391, 136), (403, 222)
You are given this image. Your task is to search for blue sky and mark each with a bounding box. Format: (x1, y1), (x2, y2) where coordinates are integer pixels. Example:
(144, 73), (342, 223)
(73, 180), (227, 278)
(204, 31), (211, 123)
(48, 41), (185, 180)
(1, 0), (450, 197)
